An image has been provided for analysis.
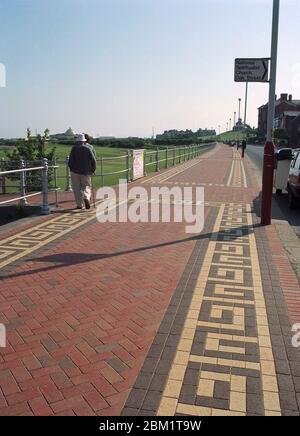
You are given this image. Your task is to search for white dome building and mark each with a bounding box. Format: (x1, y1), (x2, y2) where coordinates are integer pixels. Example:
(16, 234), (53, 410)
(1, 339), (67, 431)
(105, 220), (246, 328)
(64, 128), (75, 137)
(50, 127), (77, 141)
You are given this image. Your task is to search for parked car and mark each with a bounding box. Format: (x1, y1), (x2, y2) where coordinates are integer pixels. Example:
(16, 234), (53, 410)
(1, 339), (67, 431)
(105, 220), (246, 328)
(274, 148), (293, 195)
(287, 149), (300, 208)
(292, 148), (300, 157)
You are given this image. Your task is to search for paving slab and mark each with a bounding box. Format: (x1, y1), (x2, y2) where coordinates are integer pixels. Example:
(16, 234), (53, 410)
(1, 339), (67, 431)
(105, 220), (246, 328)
(0, 143), (299, 416)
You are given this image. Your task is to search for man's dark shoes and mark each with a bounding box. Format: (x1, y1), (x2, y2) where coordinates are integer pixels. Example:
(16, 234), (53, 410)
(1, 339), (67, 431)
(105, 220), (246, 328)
(84, 198), (91, 210)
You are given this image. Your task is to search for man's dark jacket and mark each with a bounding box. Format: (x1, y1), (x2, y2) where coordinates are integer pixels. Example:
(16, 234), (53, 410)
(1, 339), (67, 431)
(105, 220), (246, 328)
(68, 143), (96, 176)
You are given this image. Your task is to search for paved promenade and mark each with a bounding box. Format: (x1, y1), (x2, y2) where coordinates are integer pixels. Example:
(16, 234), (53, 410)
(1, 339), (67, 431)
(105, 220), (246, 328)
(0, 143), (300, 416)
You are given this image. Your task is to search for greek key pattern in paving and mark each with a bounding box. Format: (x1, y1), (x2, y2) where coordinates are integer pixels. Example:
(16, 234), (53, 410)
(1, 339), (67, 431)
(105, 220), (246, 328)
(0, 207), (101, 271)
(154, 203), (281, 416)
(148, 182), (226, 187)
(141, 159), (204, 185)
(227, 151), (247, 188)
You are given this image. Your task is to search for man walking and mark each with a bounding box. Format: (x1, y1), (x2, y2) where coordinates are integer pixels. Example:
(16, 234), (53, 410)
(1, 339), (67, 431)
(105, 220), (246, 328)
(242, 139), (247, 158)
(84, 133), (97, 159)
(68, 133), (96, 210)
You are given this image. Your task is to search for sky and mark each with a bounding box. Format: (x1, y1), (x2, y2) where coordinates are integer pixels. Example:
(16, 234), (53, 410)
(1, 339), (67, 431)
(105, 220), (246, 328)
(0, 0), (299, 138)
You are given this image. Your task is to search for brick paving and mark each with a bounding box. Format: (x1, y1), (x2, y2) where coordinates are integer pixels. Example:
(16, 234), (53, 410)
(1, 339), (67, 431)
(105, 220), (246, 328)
(0, 143), (300, 416)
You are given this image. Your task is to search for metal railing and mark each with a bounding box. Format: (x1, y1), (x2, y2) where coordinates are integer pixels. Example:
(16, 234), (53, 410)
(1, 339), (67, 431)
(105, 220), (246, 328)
(56, 143), (215, 191)
(0, 158), (59, 215)
(0, 143), (215, 212)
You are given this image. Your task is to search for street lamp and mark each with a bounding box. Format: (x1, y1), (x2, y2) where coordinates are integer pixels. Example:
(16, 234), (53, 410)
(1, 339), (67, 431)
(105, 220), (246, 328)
(244, 83), (249, 131)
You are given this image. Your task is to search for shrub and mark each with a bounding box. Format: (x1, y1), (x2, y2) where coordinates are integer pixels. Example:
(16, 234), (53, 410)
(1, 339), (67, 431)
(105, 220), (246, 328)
(4, 128), (56, 191)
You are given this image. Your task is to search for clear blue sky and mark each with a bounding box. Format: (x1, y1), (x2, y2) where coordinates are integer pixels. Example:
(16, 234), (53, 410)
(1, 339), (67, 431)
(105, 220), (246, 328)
(0, 0), (299, 138)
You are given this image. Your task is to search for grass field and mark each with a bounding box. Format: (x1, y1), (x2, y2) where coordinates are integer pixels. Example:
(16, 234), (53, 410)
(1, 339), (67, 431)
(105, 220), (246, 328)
(0, 142), (216, 193)
(201, 131), (255, 142)
(216, 131), (255, 142)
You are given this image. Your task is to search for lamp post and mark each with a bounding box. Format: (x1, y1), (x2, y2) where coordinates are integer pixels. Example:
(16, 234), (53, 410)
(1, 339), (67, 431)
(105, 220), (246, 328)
(229, 118), (232, 131)
(244, 82), (249, 130)
(261, 0), (280, 226)
(238, 98), (242, 123)
(238, 99), (242, 146)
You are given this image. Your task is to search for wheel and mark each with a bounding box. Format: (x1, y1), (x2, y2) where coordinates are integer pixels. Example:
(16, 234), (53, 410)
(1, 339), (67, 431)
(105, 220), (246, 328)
(288, 189), (297, 209)
(276, 189), (282, 195)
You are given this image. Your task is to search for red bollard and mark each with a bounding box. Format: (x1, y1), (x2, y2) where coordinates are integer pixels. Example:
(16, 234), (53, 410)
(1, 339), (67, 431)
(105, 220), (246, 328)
(261, 141), (275, 226)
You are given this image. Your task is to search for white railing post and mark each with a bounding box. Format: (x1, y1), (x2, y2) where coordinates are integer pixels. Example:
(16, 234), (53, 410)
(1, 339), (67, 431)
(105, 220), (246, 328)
(41, 158), (50, 215)
(53, 157), (59, 208)
(156, 146), (159, 172)
(19, 159), (27, 207)
(0, 158), (6, 194)
(65, 156), (72, 192)
(126, 151), (131, 183)
(144, 149), (147, 177)
(101, 157), (105, 186)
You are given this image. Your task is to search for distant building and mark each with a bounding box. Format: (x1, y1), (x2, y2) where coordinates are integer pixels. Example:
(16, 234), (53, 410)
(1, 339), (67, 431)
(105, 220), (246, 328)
(50, 127), (76, 141)
(233, 118), (244, 132)
(258, 94), (300, 146)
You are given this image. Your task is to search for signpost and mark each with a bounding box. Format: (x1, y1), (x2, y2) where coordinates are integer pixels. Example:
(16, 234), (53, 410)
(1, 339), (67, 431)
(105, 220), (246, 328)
(234, 58), (269, 83)
(233, 0), (280, 226)
(132, 150), (145, 181)
(261, 0), (280, 225)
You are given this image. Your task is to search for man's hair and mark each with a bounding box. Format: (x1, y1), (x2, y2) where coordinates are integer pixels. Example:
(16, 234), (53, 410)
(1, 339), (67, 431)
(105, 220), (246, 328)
(84, 133), (90, 143)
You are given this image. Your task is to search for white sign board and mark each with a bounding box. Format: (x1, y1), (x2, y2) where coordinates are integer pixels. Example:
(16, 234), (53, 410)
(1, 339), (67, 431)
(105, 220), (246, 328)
(132, 149), (144, 181)
(235, 58), (269, 82)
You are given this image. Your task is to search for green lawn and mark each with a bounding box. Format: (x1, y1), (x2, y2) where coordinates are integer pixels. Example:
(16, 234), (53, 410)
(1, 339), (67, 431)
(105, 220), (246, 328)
(0, 142), (215, 193)
(199, 131), (256, 143)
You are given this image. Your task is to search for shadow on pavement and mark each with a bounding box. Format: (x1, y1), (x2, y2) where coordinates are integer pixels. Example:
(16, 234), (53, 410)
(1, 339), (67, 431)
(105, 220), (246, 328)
(1, 223), (261, 281)
(253, 191), (300, 233)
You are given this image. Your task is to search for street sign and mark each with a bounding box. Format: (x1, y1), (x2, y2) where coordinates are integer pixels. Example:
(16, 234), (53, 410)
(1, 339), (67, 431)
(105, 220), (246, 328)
(132, 149), (145, 181)
(234, 58), (269, 82)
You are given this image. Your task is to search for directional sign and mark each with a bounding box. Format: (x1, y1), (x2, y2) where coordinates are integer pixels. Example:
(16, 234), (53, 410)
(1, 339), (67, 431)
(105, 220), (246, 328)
(234, 58), (269, 83)
(132, 150), (145, 180)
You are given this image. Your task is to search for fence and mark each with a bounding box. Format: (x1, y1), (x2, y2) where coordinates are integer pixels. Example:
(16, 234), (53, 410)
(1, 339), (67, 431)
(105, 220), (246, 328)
(0, 158), (59, 215)
(0, 143), (215, 214)
(57, 143), (215, 191)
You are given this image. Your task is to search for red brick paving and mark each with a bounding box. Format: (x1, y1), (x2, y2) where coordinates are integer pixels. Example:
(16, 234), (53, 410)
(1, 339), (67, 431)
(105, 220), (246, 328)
(265, 225), (300, 324)
(0, 143), (300, 416)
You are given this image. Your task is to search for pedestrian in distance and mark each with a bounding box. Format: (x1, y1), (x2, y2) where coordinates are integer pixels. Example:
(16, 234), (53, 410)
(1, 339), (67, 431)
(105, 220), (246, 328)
(84, 133), (97, 159)
(242, 139), (247, 158)
(84, 134), (97, 209)
(68, 133), (96, 210)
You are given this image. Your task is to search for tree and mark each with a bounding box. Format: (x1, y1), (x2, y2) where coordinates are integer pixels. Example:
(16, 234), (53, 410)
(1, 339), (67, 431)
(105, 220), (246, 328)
(5, 128), (56, 191)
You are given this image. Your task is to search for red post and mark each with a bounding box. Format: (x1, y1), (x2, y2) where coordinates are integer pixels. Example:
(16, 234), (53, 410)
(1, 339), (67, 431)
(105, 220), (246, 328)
(261, 141), (275, 225)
